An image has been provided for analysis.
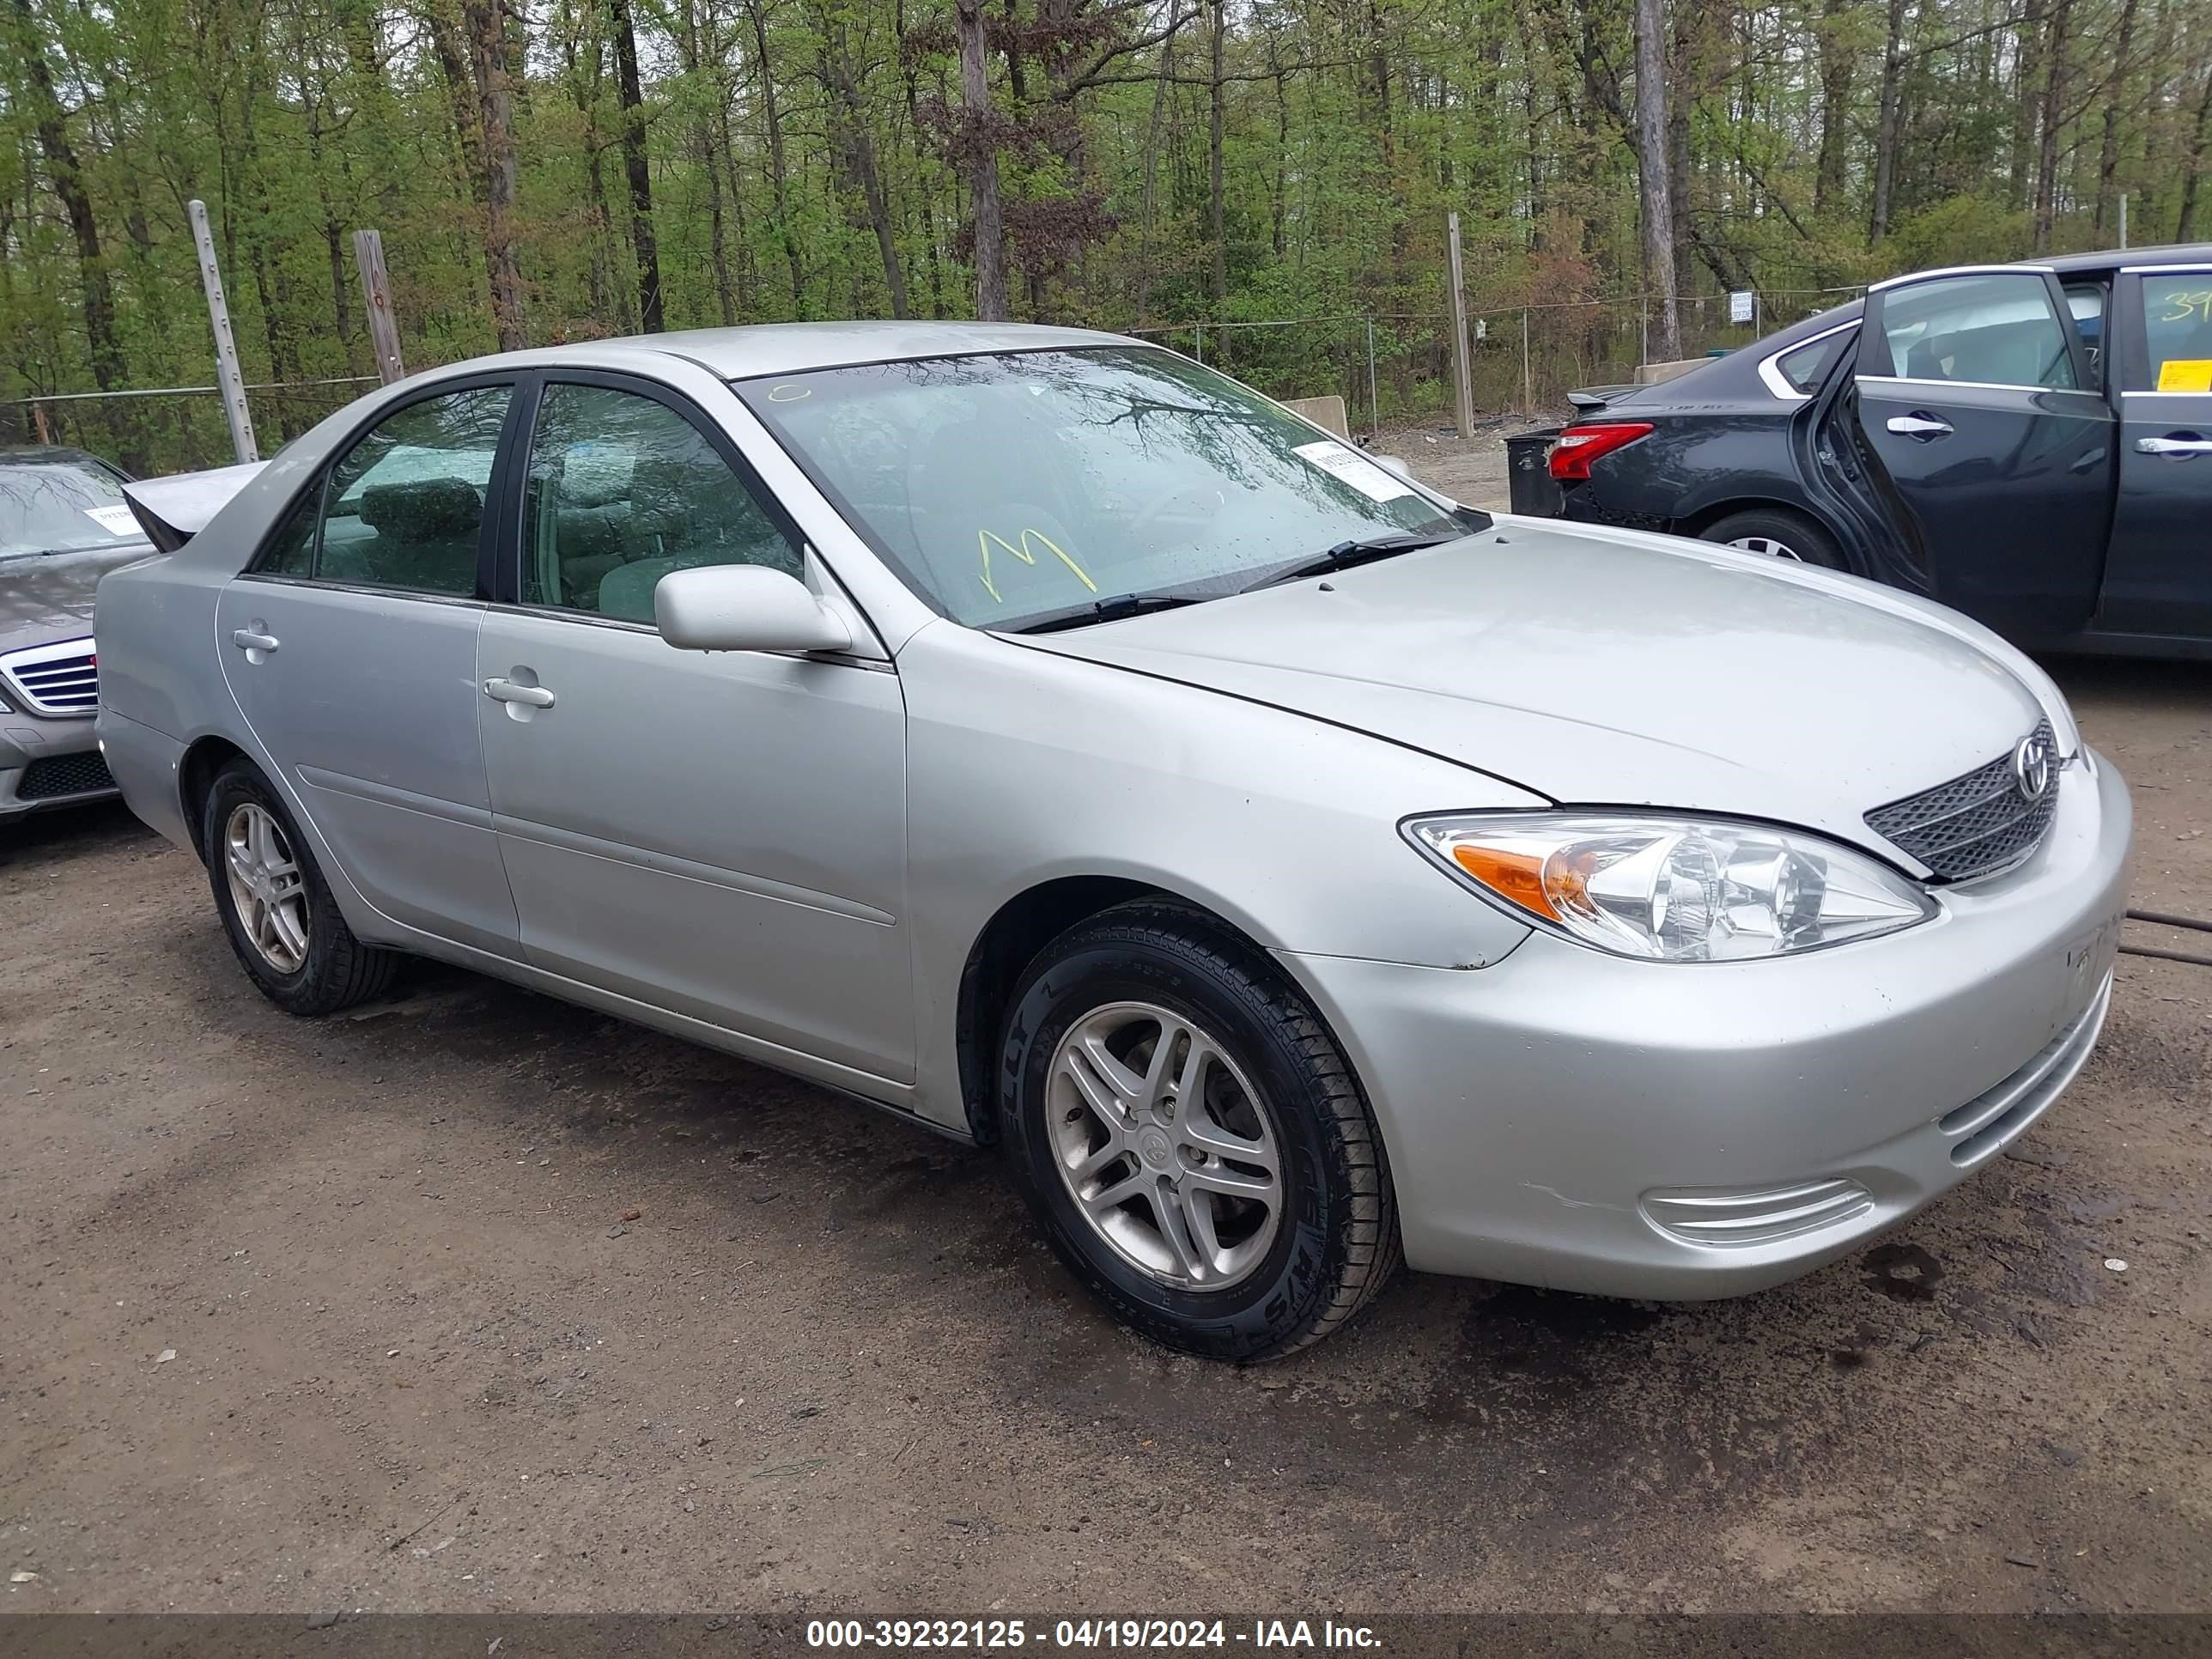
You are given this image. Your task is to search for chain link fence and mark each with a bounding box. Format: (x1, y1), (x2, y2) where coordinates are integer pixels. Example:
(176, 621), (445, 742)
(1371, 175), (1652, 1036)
(2, 376), (380, 477)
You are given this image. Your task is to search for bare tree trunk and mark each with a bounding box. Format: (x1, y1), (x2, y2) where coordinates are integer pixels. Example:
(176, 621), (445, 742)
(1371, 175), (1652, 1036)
(1208, 0), (1226, 310)
(608, 0), (663, 331)
(955, 0), (1007, 319)
(1814, 0), (1854, 216)
(1635, 0), (1680, 358)
(2093, 0), (2140, 234)
(2180, 69), (2212, 240)
(2010, 0), (2045, 210)
(13, 0), (124, 391)
(460, 0), (527, 349)
(819, 26), (910, 317)
(1133, 17), (1180, 320)
(2032, 0), (2075, 252)
(744, 0), (806, 312)
(1868, 0), (1908, 244)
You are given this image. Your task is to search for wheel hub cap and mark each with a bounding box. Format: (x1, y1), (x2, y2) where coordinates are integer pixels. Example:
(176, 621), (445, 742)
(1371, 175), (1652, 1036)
(1046, 1000), (1284, 1291)
(223, 802), (311, 975)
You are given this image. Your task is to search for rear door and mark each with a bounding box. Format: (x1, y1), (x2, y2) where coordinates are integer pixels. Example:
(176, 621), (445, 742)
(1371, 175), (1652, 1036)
(1852, 266), (2113, 638)
(2095, 264), (2212, 639)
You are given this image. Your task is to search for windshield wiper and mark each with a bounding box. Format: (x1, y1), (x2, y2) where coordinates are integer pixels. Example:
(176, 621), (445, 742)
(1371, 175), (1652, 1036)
(1010, 592), (1203, 634)
(1237, 531), (1462, 594)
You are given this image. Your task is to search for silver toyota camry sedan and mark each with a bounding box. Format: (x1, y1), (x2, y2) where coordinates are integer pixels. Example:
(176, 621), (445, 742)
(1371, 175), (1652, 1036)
(94, 322), (2131, 1360)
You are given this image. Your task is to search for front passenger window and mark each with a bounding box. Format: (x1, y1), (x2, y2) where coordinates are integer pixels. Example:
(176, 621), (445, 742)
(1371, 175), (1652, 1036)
(521, 383), (803, 623)
(317, 386), (511, 595)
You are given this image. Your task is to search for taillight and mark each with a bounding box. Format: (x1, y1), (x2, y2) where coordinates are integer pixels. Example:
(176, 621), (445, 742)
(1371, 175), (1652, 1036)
(1547, 422), (1655, 482)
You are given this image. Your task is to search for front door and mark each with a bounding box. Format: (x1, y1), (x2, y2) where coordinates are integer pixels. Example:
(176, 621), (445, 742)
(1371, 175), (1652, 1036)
(476, 376), (913, 1081)
(1852, 267), (2114, 639)
(2096, 264), (2212, 640)
(216, 380), (520, 955)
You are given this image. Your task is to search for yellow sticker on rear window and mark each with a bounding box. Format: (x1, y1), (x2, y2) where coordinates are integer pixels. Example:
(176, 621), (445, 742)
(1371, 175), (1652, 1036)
(2156, 359), (2212, 392)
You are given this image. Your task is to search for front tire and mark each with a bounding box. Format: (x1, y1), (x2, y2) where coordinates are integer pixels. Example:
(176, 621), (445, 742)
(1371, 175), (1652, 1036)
(204, 760), (398, 1016)
(1699, 507), (1847, 570)
(998, 901), (1401, 1360)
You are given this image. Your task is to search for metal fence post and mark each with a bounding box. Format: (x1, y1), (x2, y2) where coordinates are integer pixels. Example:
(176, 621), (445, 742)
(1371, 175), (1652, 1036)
(1520, 307), (1533, 416)
(188, 198), (258, 464)
(354, 229), (407, 386)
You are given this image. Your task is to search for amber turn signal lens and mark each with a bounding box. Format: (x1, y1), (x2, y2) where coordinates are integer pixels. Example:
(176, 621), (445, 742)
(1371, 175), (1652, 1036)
(1449, 843), (1559, 921)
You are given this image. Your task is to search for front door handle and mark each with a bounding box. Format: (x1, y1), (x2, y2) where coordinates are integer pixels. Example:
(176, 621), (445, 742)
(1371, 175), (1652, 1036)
(483, 678), (556, 708)
(1887, 413), (1954, 441)
(231, 628), (280, 653)
(2136, 434), (2212, 457)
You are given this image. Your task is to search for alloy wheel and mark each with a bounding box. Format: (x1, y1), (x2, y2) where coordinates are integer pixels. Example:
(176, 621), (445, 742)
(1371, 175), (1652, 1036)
(224, 802), (310, 974)
(1728, 534), (1802, 561)
(1047, 1000), (1283, 1291)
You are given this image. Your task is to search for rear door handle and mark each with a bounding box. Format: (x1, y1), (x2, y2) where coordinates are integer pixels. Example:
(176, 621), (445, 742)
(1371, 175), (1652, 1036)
(1886, 413), (1954, 441)
(2136, 434), (2212, 457)
(231, 628), (279, 653)
(483, 678), (556, 708)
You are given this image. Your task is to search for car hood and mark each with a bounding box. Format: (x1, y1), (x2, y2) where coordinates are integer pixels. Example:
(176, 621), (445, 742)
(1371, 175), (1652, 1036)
(1, 543), (155, 653)
(1010, 519), (2051, 860)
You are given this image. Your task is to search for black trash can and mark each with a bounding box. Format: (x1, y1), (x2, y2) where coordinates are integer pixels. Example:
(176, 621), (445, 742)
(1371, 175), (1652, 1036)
(1504, 427), (1565, 518)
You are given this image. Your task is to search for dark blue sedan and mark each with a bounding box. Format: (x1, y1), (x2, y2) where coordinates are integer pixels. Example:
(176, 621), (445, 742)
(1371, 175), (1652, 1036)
(1542, 244), (2212, 655)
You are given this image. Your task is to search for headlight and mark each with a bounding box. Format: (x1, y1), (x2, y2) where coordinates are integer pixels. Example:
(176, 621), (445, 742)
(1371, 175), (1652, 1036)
(1403, 812), (1935, 962)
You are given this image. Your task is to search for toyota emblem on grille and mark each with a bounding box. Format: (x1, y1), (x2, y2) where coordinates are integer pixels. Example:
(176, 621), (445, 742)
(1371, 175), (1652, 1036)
(2012, 731), (2055, 802)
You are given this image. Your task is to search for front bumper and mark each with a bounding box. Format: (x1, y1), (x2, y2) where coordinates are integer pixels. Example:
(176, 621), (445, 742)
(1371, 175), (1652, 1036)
(1279, 756), (2132, 1298)
(0, 711), (115, 817)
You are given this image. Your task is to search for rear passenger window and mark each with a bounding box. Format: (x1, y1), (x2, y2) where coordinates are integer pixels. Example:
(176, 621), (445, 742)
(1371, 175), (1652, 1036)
(1772, 328), (1853, 394)
(2137, 273), (2212, 392)
(520, 383), (802, 623)
(1873, 271), (2079, 391)
(316, 386), (511, 595)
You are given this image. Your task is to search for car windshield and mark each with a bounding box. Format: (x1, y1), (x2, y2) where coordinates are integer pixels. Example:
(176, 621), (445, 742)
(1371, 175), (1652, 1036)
(0, 457), (141, 558)
(734, 347), (1474, 629)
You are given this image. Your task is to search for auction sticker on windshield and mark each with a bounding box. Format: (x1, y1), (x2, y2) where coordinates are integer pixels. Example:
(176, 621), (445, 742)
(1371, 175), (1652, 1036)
(82, 504), (139, 536)
(1292, 440), (1415, 503)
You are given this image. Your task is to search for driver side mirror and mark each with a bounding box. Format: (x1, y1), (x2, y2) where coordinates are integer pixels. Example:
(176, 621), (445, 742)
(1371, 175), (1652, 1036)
(1371, 454), (1415, 483)
(655, 563), (853, 655)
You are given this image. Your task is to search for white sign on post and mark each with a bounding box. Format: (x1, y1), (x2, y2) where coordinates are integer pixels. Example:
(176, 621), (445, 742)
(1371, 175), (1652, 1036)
(1729, 290), (1755, 325)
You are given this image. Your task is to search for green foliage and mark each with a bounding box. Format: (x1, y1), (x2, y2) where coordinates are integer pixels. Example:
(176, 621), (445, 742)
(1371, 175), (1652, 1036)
(3, 0), (2209, 467)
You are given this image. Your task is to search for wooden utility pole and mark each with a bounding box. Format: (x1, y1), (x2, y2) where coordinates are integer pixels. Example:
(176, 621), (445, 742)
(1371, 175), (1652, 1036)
(1634, 0), (1680, 361)
(1445, 211), (1475, 437)
(188, 198), (258, 465)
(353, 230), (407, 385)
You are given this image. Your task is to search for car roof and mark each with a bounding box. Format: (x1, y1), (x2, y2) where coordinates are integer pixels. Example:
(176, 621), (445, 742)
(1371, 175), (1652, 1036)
(2045, 242), (2212, 273)
(509, 320), (1132, 381)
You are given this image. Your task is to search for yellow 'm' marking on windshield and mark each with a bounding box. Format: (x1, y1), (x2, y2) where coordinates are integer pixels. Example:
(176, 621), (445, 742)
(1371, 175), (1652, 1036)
(976, 526), (1097, 600)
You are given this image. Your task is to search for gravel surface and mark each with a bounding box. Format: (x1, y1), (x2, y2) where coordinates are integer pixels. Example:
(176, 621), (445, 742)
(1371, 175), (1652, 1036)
(2, 613), (2207, 1615)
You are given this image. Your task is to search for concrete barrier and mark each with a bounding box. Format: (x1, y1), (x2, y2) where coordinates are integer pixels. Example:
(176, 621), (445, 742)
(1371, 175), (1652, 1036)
(1282, 395), (1351, 439)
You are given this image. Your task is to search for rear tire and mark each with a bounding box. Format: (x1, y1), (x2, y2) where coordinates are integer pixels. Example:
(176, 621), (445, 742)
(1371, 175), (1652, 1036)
(203, 760), (398, 1016)
(1699, 507), (1847, 570)
(998, 900), (1401, 1361)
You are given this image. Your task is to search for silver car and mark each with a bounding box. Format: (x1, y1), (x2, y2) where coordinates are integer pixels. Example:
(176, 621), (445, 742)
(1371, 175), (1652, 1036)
(94, 323), (2132, 1360)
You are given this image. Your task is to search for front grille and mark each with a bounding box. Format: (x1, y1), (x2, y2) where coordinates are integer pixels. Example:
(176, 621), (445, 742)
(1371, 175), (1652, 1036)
(0, 638), (100, 715)
(15, 751), (116, 801)
(1864, 720), (2057, 881)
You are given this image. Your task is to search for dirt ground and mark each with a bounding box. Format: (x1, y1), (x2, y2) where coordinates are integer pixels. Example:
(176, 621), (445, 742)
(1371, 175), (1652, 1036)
(3, 594), (2209, 1613)
(1369, 416), (1547, 512)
